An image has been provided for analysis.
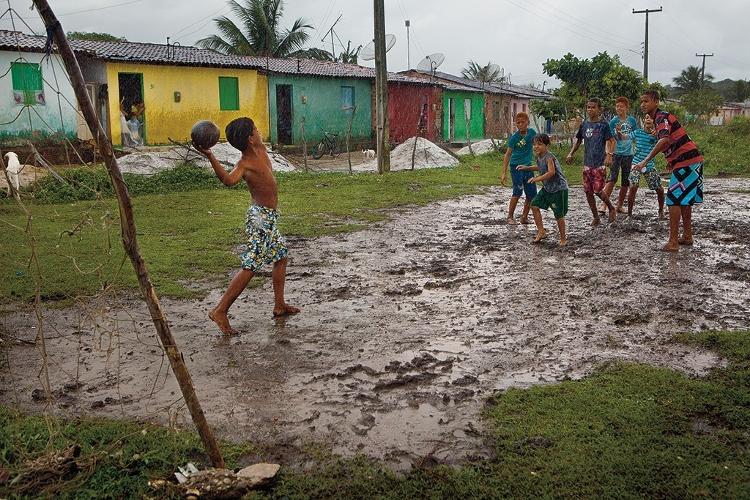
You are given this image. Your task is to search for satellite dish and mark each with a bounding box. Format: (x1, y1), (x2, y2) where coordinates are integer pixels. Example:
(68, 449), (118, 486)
(416, 53), (445, 73)
(358, 34), (396, 61)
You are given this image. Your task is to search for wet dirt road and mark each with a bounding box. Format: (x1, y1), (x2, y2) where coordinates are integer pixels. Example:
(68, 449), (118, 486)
(2, 179), (749, 467)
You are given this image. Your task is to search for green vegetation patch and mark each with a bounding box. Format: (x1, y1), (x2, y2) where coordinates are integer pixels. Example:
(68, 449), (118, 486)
(2, 331), (749, 498)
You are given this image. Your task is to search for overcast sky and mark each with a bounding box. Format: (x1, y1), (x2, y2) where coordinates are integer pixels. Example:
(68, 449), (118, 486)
(2, 0), (747, 88)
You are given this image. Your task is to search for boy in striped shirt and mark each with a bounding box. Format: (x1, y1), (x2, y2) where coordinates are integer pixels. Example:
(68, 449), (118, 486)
(634, 90), (704, 252)
(627, 117), (665, 219)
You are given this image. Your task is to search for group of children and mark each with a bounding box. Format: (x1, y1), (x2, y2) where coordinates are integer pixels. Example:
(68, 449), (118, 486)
(501, 90), (703, 250)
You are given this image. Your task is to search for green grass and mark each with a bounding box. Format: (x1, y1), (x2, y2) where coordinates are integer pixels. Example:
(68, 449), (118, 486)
(2, 331), (749, 498)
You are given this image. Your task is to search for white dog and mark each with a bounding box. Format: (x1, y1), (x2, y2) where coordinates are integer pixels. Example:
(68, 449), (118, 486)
(3, 151), (22, 196)
(362, 148), (376, 159)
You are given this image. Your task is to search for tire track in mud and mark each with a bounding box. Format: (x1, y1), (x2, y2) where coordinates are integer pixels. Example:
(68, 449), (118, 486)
(2, 179), (750, 467)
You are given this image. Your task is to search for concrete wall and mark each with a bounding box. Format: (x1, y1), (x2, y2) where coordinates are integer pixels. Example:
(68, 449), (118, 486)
(387, 82), (442, 144)
(268, 75), (372, 145)
(105, 62), (268, 145)
(0, 51), (78, 144)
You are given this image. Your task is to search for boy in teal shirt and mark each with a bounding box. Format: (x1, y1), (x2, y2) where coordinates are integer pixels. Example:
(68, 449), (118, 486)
(501, 112), (537, 224)
(603, 96), (638, 214)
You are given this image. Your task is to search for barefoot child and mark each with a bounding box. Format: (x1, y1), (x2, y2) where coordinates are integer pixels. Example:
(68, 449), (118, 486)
(634, 90), (704, 251)
(199, 117), (299, 334)
(566, 98), (617, 226)
(517, 134), (568, 246)
(627, 116), (665, 219)
(603, 97), (638, 213)
(501, 112), (537, 224)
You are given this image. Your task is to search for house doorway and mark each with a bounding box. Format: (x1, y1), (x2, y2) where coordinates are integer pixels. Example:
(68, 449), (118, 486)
(448, 98), (456, 141)
(118, 72), (144, 145)
(276, 84), (293, 144)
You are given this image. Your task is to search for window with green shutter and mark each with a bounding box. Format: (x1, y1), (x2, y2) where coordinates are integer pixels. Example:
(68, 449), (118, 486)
(218, 76), (239, 110)
(11, 62), (45, 106)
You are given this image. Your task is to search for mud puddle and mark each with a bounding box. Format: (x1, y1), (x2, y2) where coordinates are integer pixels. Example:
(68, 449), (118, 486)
(2, 178), (750, 468)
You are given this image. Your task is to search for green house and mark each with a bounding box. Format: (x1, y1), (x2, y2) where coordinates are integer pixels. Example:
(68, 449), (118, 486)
(256, 58), (374, 146)
(442, 89), (485, 143)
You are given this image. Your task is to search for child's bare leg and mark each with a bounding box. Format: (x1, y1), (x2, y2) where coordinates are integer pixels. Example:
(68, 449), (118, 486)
(586, 192), (601, 226)
(679, 206), (693, 245)
(616, 185), (628, 212)
(272, 257), (300, 317)
(507, 196), (520, 224)
(596, 191), (616, 223)
(520, 199), (531, 224)
(556, 217), (566, 246)
(210, 269), (254, 334)
(656, 188), (665, 219)
(531, 207), (546, 241)
(627, 185), (638, 216)
(663, 206), (681, 251)
(601, 181), (614, 212)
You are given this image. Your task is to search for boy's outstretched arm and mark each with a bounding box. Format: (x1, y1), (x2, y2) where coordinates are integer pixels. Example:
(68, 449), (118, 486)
(528, 157), (556, 183)
(200, 148), (245, 186)
(501, 147), (513, 184)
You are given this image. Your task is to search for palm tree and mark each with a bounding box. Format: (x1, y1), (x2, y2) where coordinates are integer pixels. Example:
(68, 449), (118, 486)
(461, 60), (504, 88)
(673, 65), (713, 93)
(196, 0), (312, 57)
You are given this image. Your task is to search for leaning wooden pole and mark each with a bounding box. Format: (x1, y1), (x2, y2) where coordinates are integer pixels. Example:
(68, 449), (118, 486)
(33, 0), (225, 469)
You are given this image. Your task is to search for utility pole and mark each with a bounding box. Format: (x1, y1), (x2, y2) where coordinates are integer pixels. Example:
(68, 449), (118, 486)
(374, 0), (390, 173)
(405, 19), (411, 69)
(322, 15), (342, 60)
(696, 53), (714, 88)
(632, 6), (662, 80)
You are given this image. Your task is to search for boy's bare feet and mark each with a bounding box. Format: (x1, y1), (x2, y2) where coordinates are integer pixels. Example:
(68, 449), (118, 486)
(658, 211), (666, 220)
(520, 217), (530, 224)
(661, 242), (680, 252)
(559, 238), (567, 247)
(678, 237), (694, 246)
(532, 230), (548, 243)
(273, 303), (300, 318)
(598, 204), (606, 214)
(608, 207), (617, 223)
(507, 217), (518, 225)
(591, 218), (601, 227)
(617, 206), (627, 214)
(209, 309), (239, 335)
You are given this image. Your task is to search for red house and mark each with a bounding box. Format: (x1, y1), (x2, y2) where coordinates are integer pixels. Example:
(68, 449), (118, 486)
(386, 74), (443, 143)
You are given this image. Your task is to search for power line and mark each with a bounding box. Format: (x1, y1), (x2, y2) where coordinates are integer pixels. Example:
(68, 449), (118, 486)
(171, 4), (231, 39)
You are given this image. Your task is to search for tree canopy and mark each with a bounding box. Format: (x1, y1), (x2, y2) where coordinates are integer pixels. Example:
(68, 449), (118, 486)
(67, 31), (126, 42)
(461, 61), (504, 88)
(196, 0), (312, 57)
(540, 52), (647, 120)
(673, 65), (714, 93)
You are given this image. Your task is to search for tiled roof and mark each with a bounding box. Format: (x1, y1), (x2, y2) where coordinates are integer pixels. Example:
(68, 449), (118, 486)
(0, 30), (264, 69)
(413, 70), (553, 99)
(246, 56), (376, 78)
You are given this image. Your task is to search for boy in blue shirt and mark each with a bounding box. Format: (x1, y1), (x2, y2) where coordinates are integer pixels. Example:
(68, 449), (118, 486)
(603, 96), (638, 214)
(566, 98), (616, 226)
(627, 116), (665, 219)
(501, 112), (537, 224)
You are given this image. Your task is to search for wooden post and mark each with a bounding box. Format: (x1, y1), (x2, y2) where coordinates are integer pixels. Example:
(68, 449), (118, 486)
(301, 116), (308, 172)
(32, 0), (225, 469)
(346, 105), (356, 174)
(374, 0), (390, 173)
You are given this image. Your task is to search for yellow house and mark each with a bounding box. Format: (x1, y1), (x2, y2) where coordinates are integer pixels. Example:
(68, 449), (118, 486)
(73, 40), (268, 145)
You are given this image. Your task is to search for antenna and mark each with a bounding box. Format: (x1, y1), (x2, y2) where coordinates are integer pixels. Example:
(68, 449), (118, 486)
(358, 34), (396, 61)
(321, 14), (343, 59)
(416, 53), (445, 74)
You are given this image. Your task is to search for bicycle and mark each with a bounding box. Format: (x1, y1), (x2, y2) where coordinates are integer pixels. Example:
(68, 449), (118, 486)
(312, 131), (341, 159)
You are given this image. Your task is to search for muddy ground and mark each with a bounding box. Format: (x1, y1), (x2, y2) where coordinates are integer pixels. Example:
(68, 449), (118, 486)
(2, 179), (749, 468)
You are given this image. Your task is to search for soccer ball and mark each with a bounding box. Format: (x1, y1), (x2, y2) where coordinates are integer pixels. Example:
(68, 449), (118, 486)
(190, 120), (220, 150)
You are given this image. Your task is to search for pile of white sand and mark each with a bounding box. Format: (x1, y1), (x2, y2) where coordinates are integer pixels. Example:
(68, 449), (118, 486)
(117, 142), (295, 175)
(354, 137), (459, 172)
(456, 138), (505, 156)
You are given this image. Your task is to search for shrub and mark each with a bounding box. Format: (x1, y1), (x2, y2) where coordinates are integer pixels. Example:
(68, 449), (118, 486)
(727, 116), (750, 136)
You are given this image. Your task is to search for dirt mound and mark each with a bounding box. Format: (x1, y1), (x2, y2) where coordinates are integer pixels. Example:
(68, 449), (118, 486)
(354, 137), (459, 172)
(117, 142), (295, 175)
(456, 139), (504, 156)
